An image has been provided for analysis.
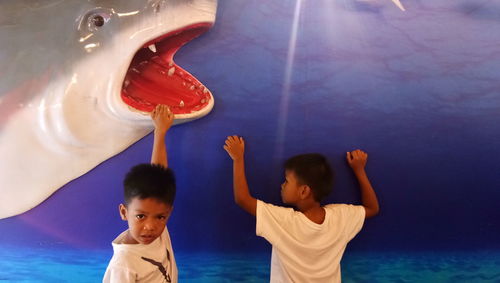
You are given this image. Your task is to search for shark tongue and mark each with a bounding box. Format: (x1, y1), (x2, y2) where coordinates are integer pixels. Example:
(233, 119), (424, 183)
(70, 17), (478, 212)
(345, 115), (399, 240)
(121, 24), (212, 114)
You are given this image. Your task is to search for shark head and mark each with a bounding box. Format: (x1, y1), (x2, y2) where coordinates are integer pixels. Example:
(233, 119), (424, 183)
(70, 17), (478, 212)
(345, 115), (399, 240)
(0, 0), (218, 219)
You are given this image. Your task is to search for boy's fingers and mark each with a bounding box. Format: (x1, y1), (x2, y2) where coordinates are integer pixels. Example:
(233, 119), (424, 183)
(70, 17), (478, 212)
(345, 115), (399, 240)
(153, 105), (162, 118)
(225, 135), (244, 145)
(354, 150), (366, 159)
(352, 150), (360, 159)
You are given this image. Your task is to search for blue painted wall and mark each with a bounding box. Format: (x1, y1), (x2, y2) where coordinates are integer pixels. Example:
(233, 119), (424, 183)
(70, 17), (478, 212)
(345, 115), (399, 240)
(1, 0), (499, 281)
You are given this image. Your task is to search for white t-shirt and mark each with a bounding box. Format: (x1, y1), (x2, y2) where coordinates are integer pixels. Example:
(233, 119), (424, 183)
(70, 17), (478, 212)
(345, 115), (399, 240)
(256, 200), (365, 283)
(103, 227), (178, 283)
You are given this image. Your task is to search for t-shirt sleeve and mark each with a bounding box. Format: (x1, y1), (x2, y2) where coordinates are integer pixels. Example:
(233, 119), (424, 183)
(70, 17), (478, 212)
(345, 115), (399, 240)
(256, 199), (295, 245)
(102, 266), (136, 283)
(330, 204), (366, 241)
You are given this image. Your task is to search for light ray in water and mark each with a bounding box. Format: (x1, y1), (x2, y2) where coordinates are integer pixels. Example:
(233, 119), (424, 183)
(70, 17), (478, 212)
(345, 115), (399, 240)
(391, 0), (406, 11)
(275, 0), (302, 159)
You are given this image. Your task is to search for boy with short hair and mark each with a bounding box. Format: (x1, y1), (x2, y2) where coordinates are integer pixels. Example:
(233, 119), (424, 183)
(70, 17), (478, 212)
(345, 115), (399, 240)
(223, 135), (379, 283)
(103, 104), (177, 283)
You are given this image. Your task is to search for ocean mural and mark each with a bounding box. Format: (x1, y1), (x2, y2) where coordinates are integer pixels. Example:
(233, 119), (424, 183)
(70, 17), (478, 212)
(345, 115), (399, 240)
(1, 0), (499, 282)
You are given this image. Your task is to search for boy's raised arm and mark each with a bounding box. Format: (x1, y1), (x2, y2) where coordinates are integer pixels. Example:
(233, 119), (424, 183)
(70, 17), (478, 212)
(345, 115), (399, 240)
(347, 149), (380, 218)
(150, 104), (174, 168)
(223, 136), (257, 216)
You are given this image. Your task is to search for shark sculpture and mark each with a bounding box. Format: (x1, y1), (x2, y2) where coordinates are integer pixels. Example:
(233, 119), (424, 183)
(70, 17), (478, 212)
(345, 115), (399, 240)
(0, 0), (217, 219)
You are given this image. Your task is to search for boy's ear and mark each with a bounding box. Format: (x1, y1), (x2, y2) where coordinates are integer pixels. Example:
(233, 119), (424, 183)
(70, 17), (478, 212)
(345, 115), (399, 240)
(119, 204), (128, 221)
(300, 185), (312, 200)
(166, 205), (174, 220)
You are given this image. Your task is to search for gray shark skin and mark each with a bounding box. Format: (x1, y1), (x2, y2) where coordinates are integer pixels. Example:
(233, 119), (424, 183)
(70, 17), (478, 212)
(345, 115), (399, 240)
(0, 0), (217, 219)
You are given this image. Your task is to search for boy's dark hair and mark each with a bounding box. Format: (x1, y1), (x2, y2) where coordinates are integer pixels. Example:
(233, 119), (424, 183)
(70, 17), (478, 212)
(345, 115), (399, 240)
(123, 164), (176, 206)
(284, 153), (334, 202)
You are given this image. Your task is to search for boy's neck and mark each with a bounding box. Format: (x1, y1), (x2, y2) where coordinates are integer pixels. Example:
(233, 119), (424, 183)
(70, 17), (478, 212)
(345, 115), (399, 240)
(296, 200), (325, 225)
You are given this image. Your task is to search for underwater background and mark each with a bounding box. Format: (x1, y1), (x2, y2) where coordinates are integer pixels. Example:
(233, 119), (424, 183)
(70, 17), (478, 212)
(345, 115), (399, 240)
(1, 0), (499, 282)
(1, 245), (499, 282)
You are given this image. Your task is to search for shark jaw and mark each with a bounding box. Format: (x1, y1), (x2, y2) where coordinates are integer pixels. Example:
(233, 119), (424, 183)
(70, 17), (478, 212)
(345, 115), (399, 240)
(122, 22), (214, 119)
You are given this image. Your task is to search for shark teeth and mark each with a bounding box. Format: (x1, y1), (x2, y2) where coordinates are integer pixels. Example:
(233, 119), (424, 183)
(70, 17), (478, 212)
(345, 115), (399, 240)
(168, 67), (175, 76)
(148, 44), (157, 53)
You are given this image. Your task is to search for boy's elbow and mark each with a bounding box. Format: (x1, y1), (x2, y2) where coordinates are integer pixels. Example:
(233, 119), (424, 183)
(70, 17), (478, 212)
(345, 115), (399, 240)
(234, 195), (243, 206)
(234, 194), (248, 209)
(365, 206), (380, 219)
(234, 195), (250, 206)
(234, 195), (257, 216)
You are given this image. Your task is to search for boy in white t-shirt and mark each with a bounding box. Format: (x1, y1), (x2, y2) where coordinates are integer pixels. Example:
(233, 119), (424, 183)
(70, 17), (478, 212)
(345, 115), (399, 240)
(103, 105), (178, 283)
(223, 136), (379, 283)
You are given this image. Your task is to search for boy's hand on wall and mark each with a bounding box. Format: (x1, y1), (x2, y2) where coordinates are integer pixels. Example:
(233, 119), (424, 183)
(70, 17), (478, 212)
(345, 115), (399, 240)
(224, 136), (245, 161)
(347, 149), (368, 173)
(347, 149), (379, 218)
(151, 104), (174, 134)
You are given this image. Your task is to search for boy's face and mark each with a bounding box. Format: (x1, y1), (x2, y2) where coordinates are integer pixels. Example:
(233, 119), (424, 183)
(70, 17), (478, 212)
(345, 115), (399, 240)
(119, 197), (173, 245)
(281, 170), (304, 204)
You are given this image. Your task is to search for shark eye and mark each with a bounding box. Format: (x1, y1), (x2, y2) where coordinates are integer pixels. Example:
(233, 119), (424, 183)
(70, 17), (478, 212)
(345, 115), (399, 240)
(92, 15), (105, 27)
(81, 9), (113, 32)
(88, 12), (110, 29)
(77, 8), (113, 40)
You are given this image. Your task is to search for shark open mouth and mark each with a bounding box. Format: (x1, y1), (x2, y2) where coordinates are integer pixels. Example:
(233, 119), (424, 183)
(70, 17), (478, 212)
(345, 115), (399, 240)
(121, 23), (213, 114)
